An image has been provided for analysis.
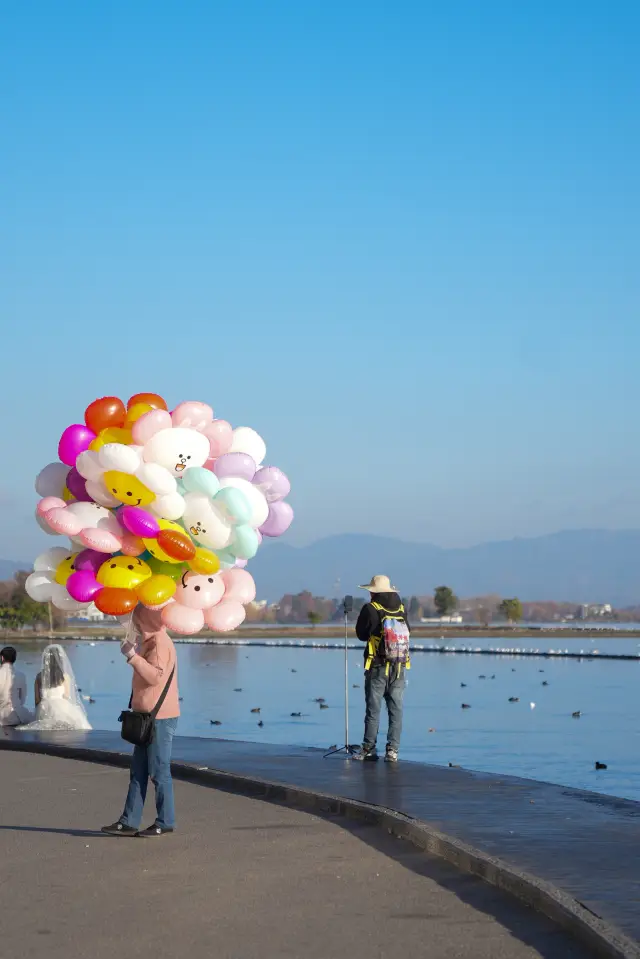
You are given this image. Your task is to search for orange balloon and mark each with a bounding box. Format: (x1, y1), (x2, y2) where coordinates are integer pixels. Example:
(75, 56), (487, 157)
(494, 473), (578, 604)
(94, 587), (138, 616)
(157, 529), (196, 561)
(85, 396), (126, 434)
(127, 393), (168, 412)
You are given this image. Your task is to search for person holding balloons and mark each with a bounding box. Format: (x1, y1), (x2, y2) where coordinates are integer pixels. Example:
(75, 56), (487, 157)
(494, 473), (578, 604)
(102, 606), (179, 838)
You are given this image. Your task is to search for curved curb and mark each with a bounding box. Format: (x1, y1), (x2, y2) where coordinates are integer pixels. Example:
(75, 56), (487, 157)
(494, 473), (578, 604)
(1, 739), (637, 959)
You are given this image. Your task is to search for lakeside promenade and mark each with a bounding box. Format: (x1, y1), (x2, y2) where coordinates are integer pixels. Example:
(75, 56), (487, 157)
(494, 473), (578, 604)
(2, 730), (639, 958)
(1, 751), (594, 959)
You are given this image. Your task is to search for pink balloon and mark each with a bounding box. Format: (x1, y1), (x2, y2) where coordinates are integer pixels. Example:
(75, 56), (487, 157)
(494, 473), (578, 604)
(79, 528), (123, 553)
(74, 549), (104, 573)
(171, 401), (214, 432)
(260, 501), (294, 537)
(132, 409), (172, 445)
(204, 600), (246, 632)
(37, 496), (66, 517)
(120, 532), (146, 556)
(162, 603), (204, 635)
(35, 510), (58, 536)
(58, 424), (96, 467)
(202, 420), (233, 458)
(45, 507), (83, 536)
(66, 571), (102, 603)
(118, 505), (160, 538)
(174, 572), (225, 610)
(213, 452), (256, 481)
(221, 568), (256, 605)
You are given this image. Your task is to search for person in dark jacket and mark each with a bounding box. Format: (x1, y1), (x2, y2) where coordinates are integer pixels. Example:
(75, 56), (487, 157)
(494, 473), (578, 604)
(354, 574), (410, 762)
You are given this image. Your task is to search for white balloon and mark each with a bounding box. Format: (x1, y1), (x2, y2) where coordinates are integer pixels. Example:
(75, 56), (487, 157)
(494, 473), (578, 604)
(149, 492), (186, 521)
(34, 547), (70, 573)
(25, 571), (55, 602)
(230, 427), (266, 466)
(35, 462), (69, 498)
(85, 478), (120, 508)
(75, 450), (103, 482)
(50, 584), (87, 611)
(35, 510), (59, 536)
(98, 443), (141, 474)
(143, 427), (210, 477)
(183, 492), (233, 549)
(218, 477), (269, 528)
(137, 462), (177, 496)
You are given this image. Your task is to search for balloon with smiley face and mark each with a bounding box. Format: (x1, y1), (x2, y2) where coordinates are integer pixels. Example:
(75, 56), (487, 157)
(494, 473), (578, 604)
(97, 555), (152, 590)
(143, 427), (210, 477)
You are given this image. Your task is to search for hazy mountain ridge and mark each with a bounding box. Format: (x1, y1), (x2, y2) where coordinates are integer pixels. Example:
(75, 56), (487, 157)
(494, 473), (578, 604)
(249, 529), (640, 605)
(3, 529), (638, 605)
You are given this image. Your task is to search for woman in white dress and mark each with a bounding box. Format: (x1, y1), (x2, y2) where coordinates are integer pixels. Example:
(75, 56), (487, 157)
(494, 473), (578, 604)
(19, 645), (91, 731)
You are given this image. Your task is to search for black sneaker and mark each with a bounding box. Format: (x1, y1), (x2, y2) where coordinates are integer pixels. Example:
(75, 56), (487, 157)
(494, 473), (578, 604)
(101, 821), (138, 837)
(137, 825), (174, 838)
(352, 746), (378, 762)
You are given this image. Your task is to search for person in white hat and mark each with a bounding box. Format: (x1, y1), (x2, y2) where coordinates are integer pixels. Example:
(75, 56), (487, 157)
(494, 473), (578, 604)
(353, 575), (410, 762)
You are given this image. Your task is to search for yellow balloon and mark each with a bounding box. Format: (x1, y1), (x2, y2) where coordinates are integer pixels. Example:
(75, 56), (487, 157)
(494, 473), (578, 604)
(143, 519), (191, 562)
(54, 552), (79, 585)
(136, 574), (177, 607)
(104, 470), (155, 507)
(97, 555), (152, 589)
(189, 547), (221, 575)
(125, 402), (153, 426)
(62, 486), (75, 502)
(90, 427), (133, 452)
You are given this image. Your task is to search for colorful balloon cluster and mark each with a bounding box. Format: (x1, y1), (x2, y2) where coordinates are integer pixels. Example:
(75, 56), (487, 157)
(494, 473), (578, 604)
(26, 393), (293, 634)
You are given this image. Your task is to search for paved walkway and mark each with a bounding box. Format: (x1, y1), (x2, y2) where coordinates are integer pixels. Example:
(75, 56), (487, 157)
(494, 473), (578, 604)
(3, 729), (640, 949)
(0, 752), (594, 959)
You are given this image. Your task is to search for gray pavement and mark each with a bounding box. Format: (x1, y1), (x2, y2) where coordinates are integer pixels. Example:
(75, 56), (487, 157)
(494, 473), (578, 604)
(0, 752), (594, 959)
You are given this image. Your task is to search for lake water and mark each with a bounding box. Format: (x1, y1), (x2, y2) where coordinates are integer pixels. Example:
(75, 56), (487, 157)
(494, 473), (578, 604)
(10, 637), (640, 803)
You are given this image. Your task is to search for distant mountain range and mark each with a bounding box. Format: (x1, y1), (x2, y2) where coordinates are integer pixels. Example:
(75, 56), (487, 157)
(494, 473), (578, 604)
(3, 529), (639, 606)
(249, 530), (640, 606)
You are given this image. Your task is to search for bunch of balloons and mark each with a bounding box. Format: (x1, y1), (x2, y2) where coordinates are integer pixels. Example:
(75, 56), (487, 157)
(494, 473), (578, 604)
(26, 393), (293, 634)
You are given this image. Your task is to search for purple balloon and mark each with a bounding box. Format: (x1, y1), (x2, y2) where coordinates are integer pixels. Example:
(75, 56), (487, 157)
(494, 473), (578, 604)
(260, 501), (294, 537)
(74, 549), (104, 574)
(252, 466), (291, 503)
(213, 452), (257, 481)
(118, 505), (160, 538)
(58, 424), (96, 467)
(66, 467), (92, 502)
(66, 570), (101, 603)
(234, 558), (248, 568)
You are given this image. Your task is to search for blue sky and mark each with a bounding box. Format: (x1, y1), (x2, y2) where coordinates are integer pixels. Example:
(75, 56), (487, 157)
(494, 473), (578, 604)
(2, 0), (639, 559)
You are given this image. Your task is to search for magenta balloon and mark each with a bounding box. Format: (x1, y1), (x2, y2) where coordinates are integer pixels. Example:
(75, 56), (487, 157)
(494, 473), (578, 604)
(213, 452), (257, 481)
(260, 501), (294, 537)
(65, 467), (92, 502)
(74, 549), (105, 574)
(58, 424), (96, 467)
(66, 570), (102, 603)
(252, 466), (291, 503)
(119, 505), (160, 538)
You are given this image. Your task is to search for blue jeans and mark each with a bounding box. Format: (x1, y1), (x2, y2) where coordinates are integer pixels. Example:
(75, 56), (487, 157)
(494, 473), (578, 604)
(121, 717), (178, 829)
(363, 666), (405, 752)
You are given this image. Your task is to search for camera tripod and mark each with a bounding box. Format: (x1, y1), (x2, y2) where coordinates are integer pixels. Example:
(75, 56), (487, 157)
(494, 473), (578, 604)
(324, 596), (360, 758)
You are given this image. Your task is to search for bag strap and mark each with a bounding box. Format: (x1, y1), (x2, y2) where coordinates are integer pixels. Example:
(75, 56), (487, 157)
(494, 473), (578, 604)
(150, 666), (176, 720)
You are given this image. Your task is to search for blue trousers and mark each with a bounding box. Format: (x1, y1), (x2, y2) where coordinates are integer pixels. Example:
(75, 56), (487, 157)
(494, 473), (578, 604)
(121, 717), (178, 829)
(363, 666), (405, 751)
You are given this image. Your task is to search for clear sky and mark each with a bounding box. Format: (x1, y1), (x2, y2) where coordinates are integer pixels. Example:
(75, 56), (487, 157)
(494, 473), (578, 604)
(2, 1), (639, 559)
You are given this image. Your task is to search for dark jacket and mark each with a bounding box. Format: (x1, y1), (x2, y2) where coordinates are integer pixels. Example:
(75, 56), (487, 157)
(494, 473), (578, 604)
(355, 592), (410, 667)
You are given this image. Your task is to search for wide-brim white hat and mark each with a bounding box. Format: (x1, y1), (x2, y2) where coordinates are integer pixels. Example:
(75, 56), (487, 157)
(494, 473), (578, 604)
(358, 574), (396, 593)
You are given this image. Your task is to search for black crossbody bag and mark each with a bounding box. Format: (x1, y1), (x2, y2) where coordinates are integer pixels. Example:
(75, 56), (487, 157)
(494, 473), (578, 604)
(119, 666), (175, 747)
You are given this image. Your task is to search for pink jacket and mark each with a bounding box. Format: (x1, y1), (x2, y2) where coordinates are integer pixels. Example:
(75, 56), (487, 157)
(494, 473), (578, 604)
(129, 629), (180, 720)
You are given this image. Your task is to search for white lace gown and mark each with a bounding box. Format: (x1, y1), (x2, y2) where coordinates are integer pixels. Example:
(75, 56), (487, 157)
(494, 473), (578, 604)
(21, 684), (92, 731)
